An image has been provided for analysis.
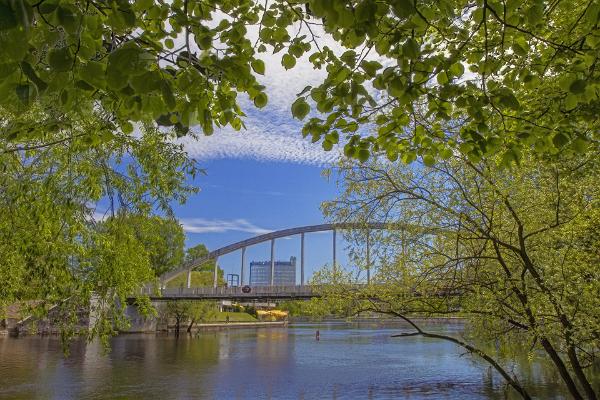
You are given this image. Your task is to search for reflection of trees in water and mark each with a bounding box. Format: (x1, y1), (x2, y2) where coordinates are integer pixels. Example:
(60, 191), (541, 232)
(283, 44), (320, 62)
(0, 327), (582, 399)
(0, 337), (91, 399)
(469, 335), (574, 399)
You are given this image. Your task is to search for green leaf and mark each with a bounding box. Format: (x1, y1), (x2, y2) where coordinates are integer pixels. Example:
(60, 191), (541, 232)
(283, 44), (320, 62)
(197, 35), (212, 50)
(436, 71), (449, 85)
(375, 39), (391, 55)
(497, 90), (520, 110)
(402, 38), (419, 59)
(19, 61), (47, 93)
(357, 148), (370, 162)
(392, 0), (415, 18)
(569, 79), (586, 94)
(56, 5), (78, 34)
(448, 63), (464, 78)
(360, 60), (382, 78)
(80, 61), (106, 89)
(253, 92), (268, 108)
(282, 54), (296, 70)
(571, 138), (588, 153)
(121, 121), (134, 134)
(251, 59), (265, 75)
(440, 148), (453, 159)
(422, 154), (435, 166)
(291, 98), (310, 120)
(38, 0), (59, 14)
(564, 93), (578, 110)
(402, 150), (417, 164)
(48, 47), (73, 72)
(161, 81), (176, 110)
(552, 133), (569, 149)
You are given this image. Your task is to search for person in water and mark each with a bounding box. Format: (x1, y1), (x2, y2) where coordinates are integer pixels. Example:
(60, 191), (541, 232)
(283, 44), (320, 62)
(315, 330), (320, 341)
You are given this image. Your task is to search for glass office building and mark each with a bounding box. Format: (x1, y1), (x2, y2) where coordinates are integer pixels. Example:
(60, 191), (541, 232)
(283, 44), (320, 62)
(249, 256), (296, 285)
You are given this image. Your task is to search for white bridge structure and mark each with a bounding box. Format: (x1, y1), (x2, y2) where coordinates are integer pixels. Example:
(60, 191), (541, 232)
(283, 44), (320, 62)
(161, 222), (412, 290)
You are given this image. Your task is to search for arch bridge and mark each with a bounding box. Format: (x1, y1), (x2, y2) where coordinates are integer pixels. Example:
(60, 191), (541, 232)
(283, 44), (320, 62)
(160, 222), (416, 294)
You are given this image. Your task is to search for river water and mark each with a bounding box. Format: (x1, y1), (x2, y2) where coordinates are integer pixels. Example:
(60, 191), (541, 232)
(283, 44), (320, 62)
(0, 321), (570, 399)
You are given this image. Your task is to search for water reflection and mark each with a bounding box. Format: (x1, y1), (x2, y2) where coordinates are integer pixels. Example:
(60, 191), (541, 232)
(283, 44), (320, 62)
(0, 322), (574, 399)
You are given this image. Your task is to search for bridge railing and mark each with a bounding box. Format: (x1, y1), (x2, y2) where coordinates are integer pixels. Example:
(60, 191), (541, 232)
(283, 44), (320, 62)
(140, 285), (316, 298)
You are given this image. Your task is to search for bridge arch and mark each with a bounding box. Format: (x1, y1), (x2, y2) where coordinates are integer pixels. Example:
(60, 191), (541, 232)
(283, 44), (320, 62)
(161, 222), (414, 288)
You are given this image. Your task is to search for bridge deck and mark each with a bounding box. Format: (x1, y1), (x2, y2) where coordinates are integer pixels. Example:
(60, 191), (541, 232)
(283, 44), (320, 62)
(139, 285), (318, 300)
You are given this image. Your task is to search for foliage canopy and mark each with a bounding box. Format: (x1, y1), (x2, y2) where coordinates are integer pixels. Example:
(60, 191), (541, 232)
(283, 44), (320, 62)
(1, 0), (598, 163)
(0, 118), (198, 340)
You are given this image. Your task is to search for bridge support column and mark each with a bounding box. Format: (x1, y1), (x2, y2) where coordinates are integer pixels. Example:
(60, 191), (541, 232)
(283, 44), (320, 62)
(332, 229), (337, 271)
(270, 239), (275, 287)
(240, 247), (246, 286)
(366, 232), (371, 284)
(213, 256), (219, 288)
(300, 232), (305, 286)
(186, 269), (192, 289)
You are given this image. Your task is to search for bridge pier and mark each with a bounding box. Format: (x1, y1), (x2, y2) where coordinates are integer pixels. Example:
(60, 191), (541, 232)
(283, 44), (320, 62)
(300, 232), (305, 285)
(270, 239), (275, 286)
(333, 229), (337, 271)
(240, 247), (246, 286)
(213, 256), (219, 288)
(366, 232), (371, 284)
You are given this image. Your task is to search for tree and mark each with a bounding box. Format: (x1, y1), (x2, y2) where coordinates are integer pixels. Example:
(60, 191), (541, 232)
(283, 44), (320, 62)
(319, 150), (600, 399)
(186, 243), (224, 282)
(0, 117), (200, 342)
(187, 301), (218, 333)
(118, 214), (185, 276)
(165, 301), (192, 336)
(1, 0), (598, 163)
(165, 270), (226, 288)
(185, 243), (218, 272)
(163, 300), (218, 335)
(164, 243), (225, 287)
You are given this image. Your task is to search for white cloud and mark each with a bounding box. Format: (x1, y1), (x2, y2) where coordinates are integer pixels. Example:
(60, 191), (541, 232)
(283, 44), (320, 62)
(180, 124), (341, 166)
(181, 218), (273, 235)
(177, 22), (350, 165)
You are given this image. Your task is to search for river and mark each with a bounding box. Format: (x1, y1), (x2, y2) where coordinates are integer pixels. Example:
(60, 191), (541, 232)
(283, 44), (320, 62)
(0, 321), (569, 399)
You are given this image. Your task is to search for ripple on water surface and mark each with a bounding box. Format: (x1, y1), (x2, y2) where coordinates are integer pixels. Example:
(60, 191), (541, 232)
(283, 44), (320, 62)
(0, 322), (568, 399)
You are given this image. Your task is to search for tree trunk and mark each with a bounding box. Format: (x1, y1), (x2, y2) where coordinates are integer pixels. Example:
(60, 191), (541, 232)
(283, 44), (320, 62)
(187, 318), (195, 334)
(174, 317), (180, 337)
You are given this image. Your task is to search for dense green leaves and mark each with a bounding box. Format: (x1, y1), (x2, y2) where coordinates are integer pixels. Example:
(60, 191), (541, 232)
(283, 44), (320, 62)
(0, 111), (199, 343)
(0, 0), (598, 164)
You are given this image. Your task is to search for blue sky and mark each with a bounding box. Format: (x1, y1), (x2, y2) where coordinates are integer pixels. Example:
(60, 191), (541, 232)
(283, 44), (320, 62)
(173, 158), (349, 284)
(169, 25), (360, 285)
(162, 20), (388, 284)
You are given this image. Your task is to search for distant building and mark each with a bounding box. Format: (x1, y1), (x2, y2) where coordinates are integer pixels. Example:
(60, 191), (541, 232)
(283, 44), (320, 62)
(250, 257), (296, 285)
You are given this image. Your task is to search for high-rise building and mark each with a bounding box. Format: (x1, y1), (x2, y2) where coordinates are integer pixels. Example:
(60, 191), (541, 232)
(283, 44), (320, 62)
(249, 256), (296, 285)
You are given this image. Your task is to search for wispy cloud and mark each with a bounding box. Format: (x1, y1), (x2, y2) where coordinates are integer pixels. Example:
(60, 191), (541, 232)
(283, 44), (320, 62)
(180, 218), (273, 235)
(177, 23), (352, 166)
